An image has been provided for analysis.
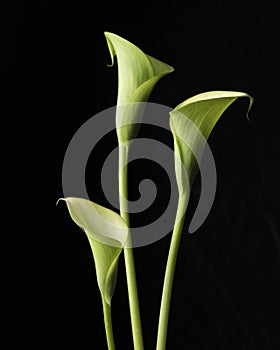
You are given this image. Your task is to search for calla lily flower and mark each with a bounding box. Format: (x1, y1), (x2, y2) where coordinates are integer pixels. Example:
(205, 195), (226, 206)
(105, 32), (174, 144)
(156, 92), (253, 350)
(58, 197), (128, 305)
(170, 91), (253, 196)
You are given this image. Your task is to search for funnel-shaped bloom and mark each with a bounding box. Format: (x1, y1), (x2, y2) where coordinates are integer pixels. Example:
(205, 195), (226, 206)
(58, 197), (128, 305)
(170, 91), (253, 195)
(105, 32), (174, 144)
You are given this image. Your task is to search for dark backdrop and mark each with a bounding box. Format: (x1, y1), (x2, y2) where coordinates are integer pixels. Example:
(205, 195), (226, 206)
(4, 1), (280, 349)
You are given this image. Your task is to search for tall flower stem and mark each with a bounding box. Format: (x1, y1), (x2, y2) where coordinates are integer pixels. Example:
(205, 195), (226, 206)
(119, 144), (144, 350)
(102, 296), (115, 350)
(156, 194), (189, 350)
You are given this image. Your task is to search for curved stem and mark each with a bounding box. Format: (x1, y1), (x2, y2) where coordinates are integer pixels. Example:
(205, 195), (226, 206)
(119, 144), (144, 350)
(156, 194), (188, 350)
(102, 296), (115, 350)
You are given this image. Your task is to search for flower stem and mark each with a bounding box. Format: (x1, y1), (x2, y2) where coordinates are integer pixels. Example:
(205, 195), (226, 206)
(102, 296), (116, 350)
(156, 194), (188, 350)
(119, 144), (144, 350)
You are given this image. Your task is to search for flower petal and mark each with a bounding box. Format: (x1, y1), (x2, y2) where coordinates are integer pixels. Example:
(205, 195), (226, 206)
(105, 32), (174, 144)
(58, 197), (129, 304)
(170, 91), (253, 194)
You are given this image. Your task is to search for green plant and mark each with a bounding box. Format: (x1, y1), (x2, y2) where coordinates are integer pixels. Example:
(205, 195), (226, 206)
(58, 32), (253, 350)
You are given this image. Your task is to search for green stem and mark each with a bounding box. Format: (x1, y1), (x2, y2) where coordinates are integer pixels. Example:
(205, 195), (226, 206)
(119, 144), (144, 350)
(156, 194), (189, 350)
(102, 296), (115, 350)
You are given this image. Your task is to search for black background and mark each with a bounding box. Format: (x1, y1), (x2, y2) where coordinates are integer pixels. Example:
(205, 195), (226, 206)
(4, 1), (280, 349)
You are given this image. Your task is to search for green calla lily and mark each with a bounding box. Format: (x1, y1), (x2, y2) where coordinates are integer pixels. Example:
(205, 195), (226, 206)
(58, 197), (128, 304)
(104, 32), (175, 349)
(170, 91), (253, 195)
(156, 91), (253, 350)
(105, 32), (174, 144)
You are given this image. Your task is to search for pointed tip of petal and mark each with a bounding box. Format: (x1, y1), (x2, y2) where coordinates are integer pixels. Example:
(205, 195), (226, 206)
(104, 32), (116, 67)
(246, 95), (254, 122)
(56, 198), (66, 206)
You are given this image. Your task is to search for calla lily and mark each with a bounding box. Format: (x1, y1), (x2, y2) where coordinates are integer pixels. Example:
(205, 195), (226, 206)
(156, 91), (253, 350)
(58, 197), (128, 304)
(104, 32), (174, 349)
(170, 91), (253, 196)
(105, 32), (174, 144)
